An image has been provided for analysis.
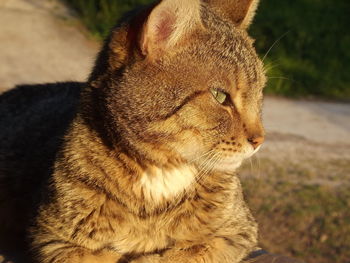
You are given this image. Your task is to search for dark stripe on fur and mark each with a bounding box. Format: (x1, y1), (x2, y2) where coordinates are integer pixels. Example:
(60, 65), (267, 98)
(159, 91), (206, 120)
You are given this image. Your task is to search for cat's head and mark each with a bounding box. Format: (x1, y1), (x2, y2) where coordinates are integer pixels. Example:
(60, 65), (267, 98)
(88, 0), (266, 173)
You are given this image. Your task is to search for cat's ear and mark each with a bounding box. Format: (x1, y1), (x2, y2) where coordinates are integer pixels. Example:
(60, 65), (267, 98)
(141, 0), (202, 58)
(204, 0), (260, 29)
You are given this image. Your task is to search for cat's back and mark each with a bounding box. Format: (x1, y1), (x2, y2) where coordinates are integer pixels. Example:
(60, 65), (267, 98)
(0, 82), (82, 144)
(0, 82), (82, 261)
(0, 82), (82, 180)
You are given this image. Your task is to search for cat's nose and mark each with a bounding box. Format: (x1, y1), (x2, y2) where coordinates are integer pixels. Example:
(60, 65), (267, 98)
(247, 135), (264, 149)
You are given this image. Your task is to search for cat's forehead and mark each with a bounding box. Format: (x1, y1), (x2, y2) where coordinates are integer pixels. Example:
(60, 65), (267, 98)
(187, 29), (265, 93)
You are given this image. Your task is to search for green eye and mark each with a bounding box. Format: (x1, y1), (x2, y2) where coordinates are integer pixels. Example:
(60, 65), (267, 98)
(210, 88), (227, 104)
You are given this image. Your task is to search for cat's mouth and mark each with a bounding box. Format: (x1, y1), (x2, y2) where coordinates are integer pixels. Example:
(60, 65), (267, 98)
(213, 144), (262, 172)
(248, 145), (262, 157)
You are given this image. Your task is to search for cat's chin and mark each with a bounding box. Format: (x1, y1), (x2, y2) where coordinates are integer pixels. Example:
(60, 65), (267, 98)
(213, 145), (262, 173)
(213, 159), (243, 173)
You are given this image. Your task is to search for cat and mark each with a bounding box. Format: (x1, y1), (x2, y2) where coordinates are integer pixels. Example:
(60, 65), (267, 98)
(0, 0), (266, 262)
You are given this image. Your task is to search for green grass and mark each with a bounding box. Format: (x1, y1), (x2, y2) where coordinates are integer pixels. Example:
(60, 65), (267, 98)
(242, 179), (350, 263)
(64, 0), (152, 38)
(239, 157), (350, 262)
(250, 0), (350, 100)
(65, 0), (350, 99)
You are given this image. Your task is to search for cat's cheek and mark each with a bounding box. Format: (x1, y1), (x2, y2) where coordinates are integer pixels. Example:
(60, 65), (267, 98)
(170, 136), (207, 161)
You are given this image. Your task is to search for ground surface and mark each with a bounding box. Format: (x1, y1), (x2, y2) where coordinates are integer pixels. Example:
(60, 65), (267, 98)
(0, 0), (349, 262)
(0, 0), (98, 92)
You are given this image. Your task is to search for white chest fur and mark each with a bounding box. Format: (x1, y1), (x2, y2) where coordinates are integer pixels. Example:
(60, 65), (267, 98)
(139, 165), (196, 202)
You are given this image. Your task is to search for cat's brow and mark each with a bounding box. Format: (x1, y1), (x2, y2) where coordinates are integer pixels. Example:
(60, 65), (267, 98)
(159, 90), (206, 120)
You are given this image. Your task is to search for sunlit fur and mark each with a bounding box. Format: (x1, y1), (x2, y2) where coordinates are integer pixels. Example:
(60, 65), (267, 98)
(26, 0), (266, 262)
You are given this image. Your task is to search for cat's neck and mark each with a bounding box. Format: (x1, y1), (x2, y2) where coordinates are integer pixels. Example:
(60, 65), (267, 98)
(57, 114), (198, 214)
(139, 164), (197, 203)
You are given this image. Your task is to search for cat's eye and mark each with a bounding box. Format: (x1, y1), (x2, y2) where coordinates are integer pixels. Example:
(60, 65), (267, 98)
(210, 88), (227, 104)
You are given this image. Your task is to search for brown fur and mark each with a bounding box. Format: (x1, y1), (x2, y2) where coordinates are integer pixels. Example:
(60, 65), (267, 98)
(1, 0), (266, 262)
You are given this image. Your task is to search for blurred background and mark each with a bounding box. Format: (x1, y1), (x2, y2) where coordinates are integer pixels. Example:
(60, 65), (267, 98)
(67, 0), (350, 100)
(0, 0), (349, 262)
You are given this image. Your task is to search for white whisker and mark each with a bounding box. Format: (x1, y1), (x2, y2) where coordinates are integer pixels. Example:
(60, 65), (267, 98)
(262, 30), (290, 62)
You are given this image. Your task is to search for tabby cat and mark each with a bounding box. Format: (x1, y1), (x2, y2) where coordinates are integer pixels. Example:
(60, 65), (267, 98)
(0, 0), (266, 262)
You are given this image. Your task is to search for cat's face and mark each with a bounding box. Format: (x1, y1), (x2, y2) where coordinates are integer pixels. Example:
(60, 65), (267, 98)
(92, 0), (265, 172)
(163, 38), (265, 173)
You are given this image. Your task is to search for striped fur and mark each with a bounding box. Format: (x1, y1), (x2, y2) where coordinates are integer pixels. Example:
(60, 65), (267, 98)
(19, 0), (265, 262)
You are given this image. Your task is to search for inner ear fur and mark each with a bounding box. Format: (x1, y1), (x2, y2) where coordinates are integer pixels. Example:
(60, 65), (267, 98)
(91, 0), (203, 79)
(141, 0), (203, 58)
(204, 0), (260, 29)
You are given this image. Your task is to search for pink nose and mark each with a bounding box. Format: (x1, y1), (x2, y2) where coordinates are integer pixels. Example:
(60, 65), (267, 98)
(248, 136), (264, 149)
